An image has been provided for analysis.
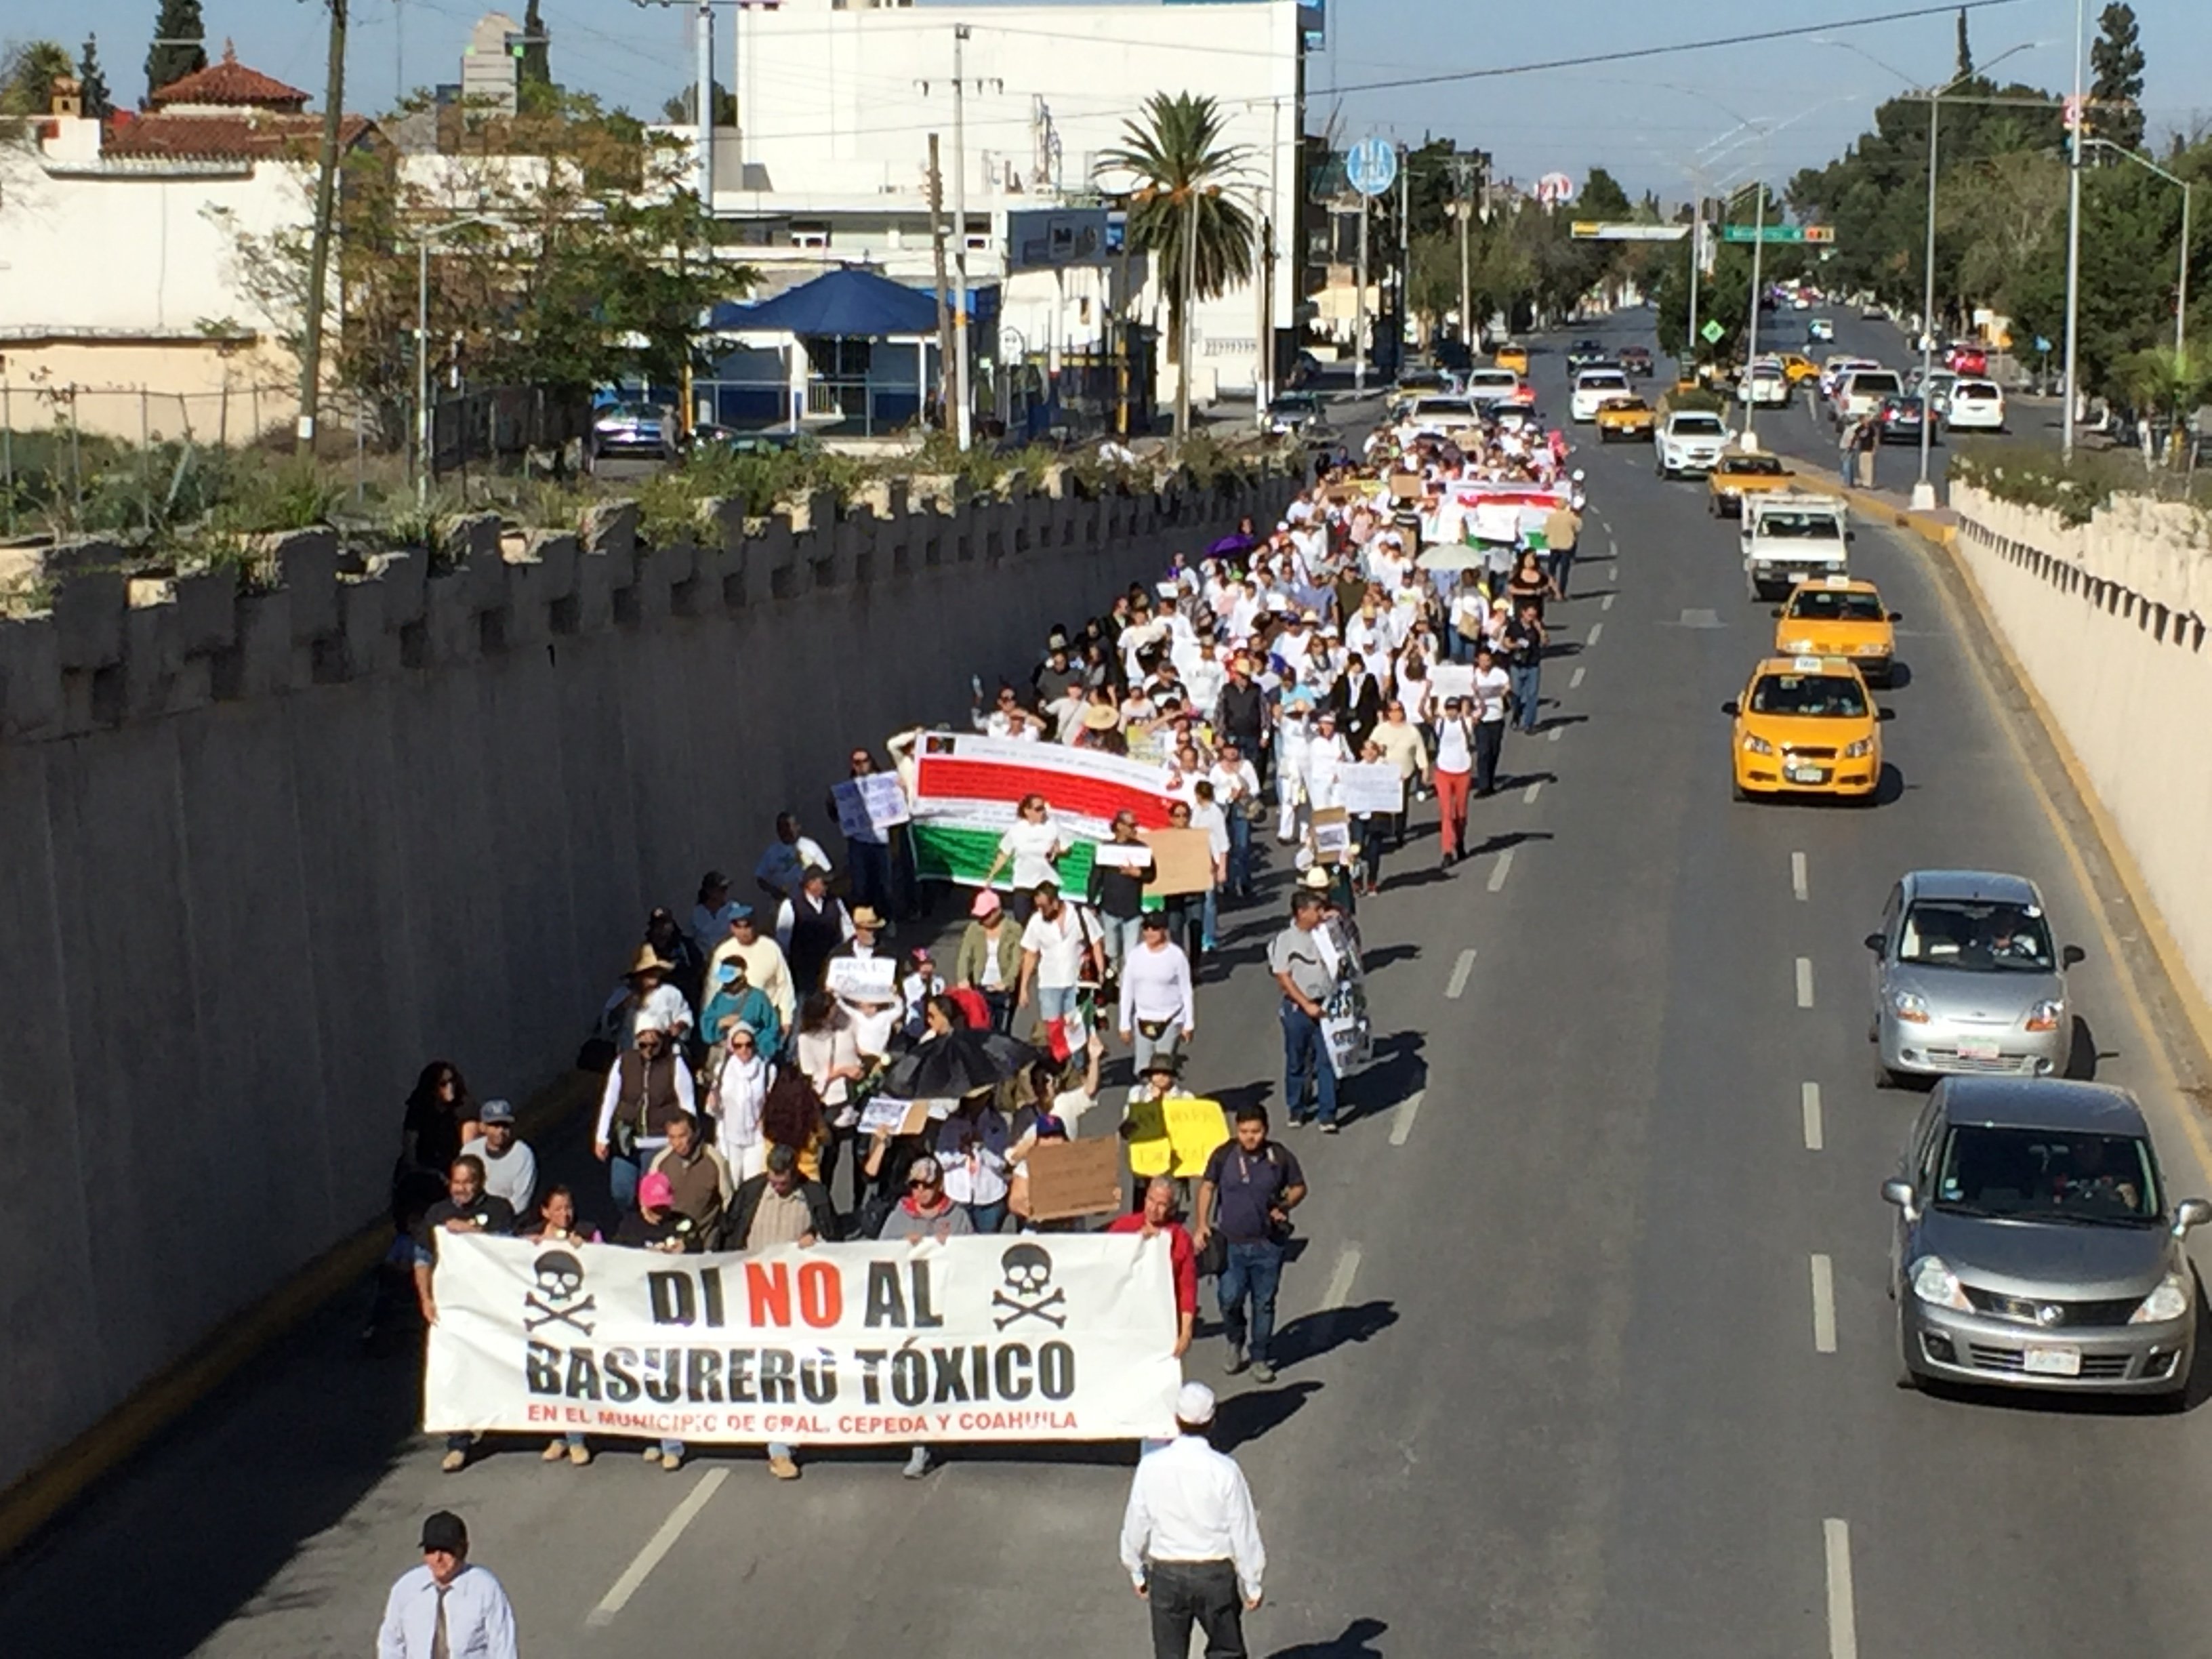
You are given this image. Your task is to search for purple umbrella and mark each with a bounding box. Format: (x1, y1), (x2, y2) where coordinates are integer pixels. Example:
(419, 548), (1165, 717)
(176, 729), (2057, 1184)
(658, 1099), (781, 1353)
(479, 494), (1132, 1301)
(1206, 533), (1255, 558)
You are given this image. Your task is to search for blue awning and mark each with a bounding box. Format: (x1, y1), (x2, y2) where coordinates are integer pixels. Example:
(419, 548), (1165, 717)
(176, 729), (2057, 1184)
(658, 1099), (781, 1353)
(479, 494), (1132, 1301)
(708, 266), (944, 337)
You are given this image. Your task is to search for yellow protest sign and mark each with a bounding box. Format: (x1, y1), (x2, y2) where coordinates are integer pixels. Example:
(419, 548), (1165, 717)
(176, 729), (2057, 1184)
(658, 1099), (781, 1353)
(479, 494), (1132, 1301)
(1125, 1094), (1231, 1178)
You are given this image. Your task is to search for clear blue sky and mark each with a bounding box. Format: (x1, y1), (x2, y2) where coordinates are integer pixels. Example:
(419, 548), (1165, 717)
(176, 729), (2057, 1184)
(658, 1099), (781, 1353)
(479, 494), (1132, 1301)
(51, 0), (2212, 195)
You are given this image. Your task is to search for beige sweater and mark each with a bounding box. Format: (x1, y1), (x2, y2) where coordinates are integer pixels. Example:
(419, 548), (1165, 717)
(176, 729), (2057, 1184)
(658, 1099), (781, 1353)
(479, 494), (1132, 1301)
(1372, 720), (1431, 783)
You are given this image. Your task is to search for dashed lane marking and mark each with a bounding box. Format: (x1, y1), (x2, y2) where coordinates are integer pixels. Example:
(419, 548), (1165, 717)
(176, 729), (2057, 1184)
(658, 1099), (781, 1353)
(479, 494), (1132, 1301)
(1487, 848), (1515, 892)
(1586, 621), (1605, 647)
(588, 1469), (729, 1626)
(1570, 666), (1586, 689)
(1825, 1519), (1859, 1659)
(1601, 592), (1616, 612)
(1446, 948), (1477, 1000)
(1792, 851), (1809, 902)
(1390, 1092), (1425, 1147)
(1796, 958), (1815, 1008)
(1811, 1254), (1837, 1353)
(1324, 1245), (1362, 1308)
(1523, 780), (1542, 804)
(1802, 1082), (1824, 1151)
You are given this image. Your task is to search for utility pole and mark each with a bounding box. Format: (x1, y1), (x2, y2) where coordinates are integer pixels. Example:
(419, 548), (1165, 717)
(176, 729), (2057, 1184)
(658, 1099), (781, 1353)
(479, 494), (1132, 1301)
(295, 0), (348, 453)
(1685, 189), (1702, 383)
(1449, 154), (1477, 356)
(1742, 180), (1766, 450)
(2061, 0), (2085, 462)
(1397, 143), (1410, 370)
(927, 134), (954, 430)
(1913, 89), (1945, 510)
(949, 24), (973, 451)
(1354, 195), (1369, 395)
(694, 0), (714, 203)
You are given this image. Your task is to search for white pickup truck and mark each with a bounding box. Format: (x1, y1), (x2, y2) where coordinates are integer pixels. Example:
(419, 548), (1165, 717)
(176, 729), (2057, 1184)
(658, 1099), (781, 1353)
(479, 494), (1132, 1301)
(1742, 493), (1851, 600)
(1654, 409), (1732, 478)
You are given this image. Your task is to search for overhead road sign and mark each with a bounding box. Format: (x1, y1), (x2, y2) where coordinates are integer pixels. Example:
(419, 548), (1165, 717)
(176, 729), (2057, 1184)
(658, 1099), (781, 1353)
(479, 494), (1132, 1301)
(1345, 137), (1397, 198)
(1570, 222), (1689, 242)
(1720, 224), (1836, 245)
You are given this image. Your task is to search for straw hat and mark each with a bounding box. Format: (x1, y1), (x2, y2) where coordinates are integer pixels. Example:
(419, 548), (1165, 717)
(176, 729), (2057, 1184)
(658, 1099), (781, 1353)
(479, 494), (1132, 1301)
(627, 943), (673, 977)
(1082, 703), (1121, 731)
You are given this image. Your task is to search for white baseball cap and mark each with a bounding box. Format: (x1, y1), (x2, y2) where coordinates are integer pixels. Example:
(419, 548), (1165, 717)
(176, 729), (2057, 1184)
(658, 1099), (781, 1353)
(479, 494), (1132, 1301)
(1175, 1380), (1217, 1425)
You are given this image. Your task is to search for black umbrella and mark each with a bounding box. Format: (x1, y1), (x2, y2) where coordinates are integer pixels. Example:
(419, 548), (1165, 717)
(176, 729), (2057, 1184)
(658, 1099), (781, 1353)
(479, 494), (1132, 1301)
(880, 1029), (1043, 1101)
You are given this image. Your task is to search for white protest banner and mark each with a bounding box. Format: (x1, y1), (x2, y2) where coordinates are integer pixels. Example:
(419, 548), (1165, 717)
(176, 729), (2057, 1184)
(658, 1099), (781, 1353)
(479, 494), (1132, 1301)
(825, 955), (897, 1001)
(1339, 762), (1405, 816)
(1429, 663), (1474, 704)
(1090, 842), (1156, 872)
(833, 774), (912, 840)
(426, 1232), (1180, 1446)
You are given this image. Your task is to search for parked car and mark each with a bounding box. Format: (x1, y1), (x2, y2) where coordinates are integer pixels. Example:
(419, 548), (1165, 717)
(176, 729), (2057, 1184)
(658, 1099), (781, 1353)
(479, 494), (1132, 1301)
(1885, 1077), (2205, 1398)
(1876, 394), (1933, 445)
(588, 403), (680, 468)
(1265, 392), (1330, 438)
(1865, 869), (2086, 1084)
(1836, 367), (1904, 422)
(1285, 350), (1324, 389)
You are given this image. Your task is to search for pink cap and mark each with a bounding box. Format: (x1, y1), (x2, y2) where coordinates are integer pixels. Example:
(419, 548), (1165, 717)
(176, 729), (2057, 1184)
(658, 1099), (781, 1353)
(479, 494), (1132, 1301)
(970, 888), (1002, 918)
(636, 1171), (674, 1210)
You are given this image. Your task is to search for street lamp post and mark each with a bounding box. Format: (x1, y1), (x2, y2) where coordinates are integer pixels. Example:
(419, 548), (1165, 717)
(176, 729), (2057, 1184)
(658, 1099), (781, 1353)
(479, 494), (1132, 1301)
(2062, 0), (2086, 462)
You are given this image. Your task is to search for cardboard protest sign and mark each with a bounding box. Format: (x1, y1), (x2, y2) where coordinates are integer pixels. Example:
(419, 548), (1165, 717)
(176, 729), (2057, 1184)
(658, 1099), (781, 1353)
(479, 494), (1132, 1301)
(832, 774), (912, 840)
(1023, 1136), (1124, 1222)
(1340, 762), (1406, 816)
(1309, 806), (1352, 864)
(857, 1096), (936, 1137)
(1124, 1094), (1231, 1179)
(825, 956), (897, 1001)
(1140, 827), (1214, 897)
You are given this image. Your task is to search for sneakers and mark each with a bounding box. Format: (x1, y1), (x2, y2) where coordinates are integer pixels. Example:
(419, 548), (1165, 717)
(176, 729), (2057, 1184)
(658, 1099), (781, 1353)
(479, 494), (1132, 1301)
(660, 1450), (684, 1472)
(569, 1442), (592, 1467)
(642, 1445), (663, 1465)
(1251, 1359), (1277, 1384)
(440, 1448), (468, 1474)
(541, 1439), (566, 1463)
(768, 1453), (800, 1481)
(1224, 1343), (1248, 1376)
(902, 1446), (934, 1479)
(1319, 1121), (1340, 1136)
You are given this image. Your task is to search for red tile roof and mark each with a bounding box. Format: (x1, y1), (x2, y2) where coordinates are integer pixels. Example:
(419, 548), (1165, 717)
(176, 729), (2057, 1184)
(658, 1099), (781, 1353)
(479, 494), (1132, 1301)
(147, 43), (310, 111)
(102, 110), (375, 162)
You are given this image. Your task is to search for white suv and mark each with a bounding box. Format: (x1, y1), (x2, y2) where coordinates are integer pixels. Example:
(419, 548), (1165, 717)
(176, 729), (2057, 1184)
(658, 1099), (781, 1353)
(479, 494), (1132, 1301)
(1570, 367), (1631, 422)
(1945, 379), (2007, 432)
(1655, 410), (1732, 478)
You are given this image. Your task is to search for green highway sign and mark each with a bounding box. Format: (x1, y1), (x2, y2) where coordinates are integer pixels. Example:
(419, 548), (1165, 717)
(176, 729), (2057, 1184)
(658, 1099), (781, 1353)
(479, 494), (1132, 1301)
(1700, 319), (1726, 345)
(1720, 224), (1836, 245)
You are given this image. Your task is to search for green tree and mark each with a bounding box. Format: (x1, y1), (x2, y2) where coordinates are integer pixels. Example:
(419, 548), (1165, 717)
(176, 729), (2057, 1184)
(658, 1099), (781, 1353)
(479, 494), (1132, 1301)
(2089, 2), (2146, 155)
(144, 0), (206, 103)
(519, 0), (551, 91)
(0, 40), (75, 117)
(211, 94), (757, 447)
(77, 35), (114, 119)
(1094, 92), (1254, 436)
(661, 81), (737, 127)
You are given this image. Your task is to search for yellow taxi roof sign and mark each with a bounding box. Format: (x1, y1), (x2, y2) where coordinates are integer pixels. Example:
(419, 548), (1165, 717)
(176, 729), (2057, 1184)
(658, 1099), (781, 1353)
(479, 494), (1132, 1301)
(1824, 574), (1851, 587)
(1792, 655), (1826, 672)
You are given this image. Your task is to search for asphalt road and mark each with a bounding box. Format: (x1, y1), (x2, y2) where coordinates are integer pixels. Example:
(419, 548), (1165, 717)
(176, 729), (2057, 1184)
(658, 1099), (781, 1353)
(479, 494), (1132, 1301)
(6, 344), (2212, 1658)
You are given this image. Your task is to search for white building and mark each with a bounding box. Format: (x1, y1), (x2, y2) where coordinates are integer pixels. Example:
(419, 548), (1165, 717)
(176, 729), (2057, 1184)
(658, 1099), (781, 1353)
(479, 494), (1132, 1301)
(717, 0), (1314, 425)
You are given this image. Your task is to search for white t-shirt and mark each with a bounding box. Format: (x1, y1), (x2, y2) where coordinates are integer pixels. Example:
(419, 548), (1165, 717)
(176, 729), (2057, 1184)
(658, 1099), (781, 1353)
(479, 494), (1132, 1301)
(458, 1135), (537, 1214)
(1021, 905), (1097, 989)
(755, 836), (831, 899)
(1473, 665), (1511, 723)
(998, 819), (1066, 892)
(1433, 716), (1475, 773)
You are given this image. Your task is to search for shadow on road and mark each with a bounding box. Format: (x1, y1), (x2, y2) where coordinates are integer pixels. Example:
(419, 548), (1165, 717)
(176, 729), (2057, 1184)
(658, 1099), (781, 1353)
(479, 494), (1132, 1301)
(1274, 1299), (1398, 1372)
(1213, 1380), (1320, 1451)
(1267, 1616), (1390, 1658)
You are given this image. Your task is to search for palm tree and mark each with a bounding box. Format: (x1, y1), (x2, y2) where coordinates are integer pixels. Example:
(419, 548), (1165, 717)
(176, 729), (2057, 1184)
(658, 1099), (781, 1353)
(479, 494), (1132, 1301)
(1096, 92), (1254, 438)
(0, 40), (76, 118)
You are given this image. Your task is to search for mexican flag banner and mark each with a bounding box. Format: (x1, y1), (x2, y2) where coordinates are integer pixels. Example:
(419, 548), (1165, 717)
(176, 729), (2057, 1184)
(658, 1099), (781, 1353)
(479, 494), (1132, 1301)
(905, 733), (1183, 895)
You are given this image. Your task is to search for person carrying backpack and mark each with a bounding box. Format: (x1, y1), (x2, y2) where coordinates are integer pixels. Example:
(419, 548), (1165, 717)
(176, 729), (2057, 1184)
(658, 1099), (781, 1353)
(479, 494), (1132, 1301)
(1193, 1104), (1307, 1385)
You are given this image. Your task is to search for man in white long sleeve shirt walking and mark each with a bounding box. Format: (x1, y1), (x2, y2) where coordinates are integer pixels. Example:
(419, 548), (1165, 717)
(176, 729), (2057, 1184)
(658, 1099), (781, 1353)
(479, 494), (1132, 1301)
(377, 1511), (518, 1659)
(1120, 1382), (1265, 1658)
(1118, 912), (1195, 1074)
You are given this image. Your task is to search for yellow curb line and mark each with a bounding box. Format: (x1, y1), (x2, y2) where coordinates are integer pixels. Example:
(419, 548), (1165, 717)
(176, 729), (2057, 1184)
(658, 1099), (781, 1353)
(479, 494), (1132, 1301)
(1845, 472), (2212, 1189)
(0, 1069), (596, 1560)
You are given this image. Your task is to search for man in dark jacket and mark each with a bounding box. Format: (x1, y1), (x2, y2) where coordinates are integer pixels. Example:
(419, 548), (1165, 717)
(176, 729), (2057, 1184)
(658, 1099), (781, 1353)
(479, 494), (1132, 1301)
(727, 1145), (840, 1248)
(1214, 653), (1269, 785)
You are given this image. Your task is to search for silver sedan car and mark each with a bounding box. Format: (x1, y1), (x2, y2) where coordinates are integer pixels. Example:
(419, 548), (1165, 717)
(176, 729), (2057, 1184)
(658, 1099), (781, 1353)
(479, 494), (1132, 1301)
(1885, 1078), (2207, 1397)
(1865, 869), (2085, 1085)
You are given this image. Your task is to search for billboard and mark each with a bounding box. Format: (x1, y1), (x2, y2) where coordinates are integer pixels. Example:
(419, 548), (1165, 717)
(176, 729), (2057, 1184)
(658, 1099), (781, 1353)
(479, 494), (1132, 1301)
(1006, 209), (1111, 272)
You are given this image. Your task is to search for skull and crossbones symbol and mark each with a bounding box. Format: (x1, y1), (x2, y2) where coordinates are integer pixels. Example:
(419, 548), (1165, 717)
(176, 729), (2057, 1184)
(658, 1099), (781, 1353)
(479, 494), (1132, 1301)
(992, 1243), (1067, 1330)
(524, 1250), (598, 1337)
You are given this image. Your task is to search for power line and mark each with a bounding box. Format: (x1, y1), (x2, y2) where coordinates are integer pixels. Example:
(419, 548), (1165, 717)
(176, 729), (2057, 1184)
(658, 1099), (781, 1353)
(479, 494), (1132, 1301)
(1319, 0), (2030, 98)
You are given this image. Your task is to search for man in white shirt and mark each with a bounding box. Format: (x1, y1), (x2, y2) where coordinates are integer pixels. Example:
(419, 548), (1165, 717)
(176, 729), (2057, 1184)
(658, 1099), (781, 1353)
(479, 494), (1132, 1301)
(1018, 883), (1100, 1029)
(1119, 1382), (1265, 1659)
(1206, 741), (1262, 901)
(754, 813), (832, 905)
(1471, 644), (1512, 798)
(377, 1511), (518, 1659)
(457, 1099), (537, 1216)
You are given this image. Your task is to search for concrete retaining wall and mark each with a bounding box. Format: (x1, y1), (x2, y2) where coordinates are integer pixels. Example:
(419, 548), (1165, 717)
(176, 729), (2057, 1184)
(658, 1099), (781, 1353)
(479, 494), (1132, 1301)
(1948, 481), (2212, 1013)
(0, 467), (1290, 1494)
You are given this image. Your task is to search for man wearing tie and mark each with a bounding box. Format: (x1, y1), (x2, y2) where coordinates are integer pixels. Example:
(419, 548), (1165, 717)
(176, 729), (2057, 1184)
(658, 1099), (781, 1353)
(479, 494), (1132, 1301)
(377, 1511), (518, 1658)
(1120, 1382), (1267, 1657)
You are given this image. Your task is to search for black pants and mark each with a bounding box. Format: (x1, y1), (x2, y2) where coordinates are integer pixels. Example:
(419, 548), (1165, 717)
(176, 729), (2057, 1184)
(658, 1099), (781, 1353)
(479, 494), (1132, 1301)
(1148, 1559), (1247, 1658)
(1473, 718), (1504, 795)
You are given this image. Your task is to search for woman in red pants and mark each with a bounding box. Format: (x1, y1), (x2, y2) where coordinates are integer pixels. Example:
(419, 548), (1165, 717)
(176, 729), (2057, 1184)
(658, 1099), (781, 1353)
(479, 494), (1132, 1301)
(1430, 697), (1476, 866)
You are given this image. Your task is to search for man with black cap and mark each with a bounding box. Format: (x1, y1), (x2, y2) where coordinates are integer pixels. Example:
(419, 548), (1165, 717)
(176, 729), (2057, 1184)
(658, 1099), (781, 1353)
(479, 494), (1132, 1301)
(377, 1511), (517, 1659)
(457, 1099), (535, 1216)
(1118, 1380), (1266, 1658)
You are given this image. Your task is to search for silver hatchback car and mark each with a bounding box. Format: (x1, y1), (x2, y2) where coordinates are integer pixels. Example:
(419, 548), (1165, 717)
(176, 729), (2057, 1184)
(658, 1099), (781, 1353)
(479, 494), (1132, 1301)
(1865, 869), (2085, 1084)
(1885, 1078), (2207, 1396)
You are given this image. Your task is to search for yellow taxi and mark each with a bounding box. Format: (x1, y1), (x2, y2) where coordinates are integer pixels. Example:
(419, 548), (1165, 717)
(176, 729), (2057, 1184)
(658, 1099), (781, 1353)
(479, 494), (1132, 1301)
(1706, 451), (1797, 516)
(1594, 395), (1656, 441)
(1775, 351), (1822, 384)
(1771, 576), (1900, 687)
(1494, 342), (1530, 375)
(1723, 655), (1886, 802)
